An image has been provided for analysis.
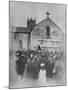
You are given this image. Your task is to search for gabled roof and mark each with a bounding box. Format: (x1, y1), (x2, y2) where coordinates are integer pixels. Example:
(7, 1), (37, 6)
(34, 17), (62, 30)
(15, 27), (30, 34)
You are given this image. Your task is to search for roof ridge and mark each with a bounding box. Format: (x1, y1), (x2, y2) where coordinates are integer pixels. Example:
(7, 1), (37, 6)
(34, 17), (62, 31)
(35, 18), (48, 27)
(48, 18), (62, 30)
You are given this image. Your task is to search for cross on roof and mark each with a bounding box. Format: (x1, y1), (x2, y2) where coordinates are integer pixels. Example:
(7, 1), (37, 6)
(45, 11), (50, 18)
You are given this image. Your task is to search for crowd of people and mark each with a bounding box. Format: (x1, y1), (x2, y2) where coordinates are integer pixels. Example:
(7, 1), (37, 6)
(15, 49), (64, 79)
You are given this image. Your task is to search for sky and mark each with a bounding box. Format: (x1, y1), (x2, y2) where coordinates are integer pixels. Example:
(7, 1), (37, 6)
(9, 1), (66, 31)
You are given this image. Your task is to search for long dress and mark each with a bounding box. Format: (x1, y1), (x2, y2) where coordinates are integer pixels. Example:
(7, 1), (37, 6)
(38, 70), (47, 85)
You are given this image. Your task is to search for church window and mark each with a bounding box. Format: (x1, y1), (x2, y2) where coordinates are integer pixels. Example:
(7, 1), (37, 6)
(19, 40), (22, 50)
(46, 25), (50, 38)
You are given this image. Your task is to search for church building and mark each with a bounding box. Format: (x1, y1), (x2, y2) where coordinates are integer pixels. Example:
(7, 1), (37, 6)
(11, 11), (64, 52)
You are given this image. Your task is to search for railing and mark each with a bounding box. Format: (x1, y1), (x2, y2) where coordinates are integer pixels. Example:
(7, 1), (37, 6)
(38, 39), (63, 43)
(33, 46), (63, 49)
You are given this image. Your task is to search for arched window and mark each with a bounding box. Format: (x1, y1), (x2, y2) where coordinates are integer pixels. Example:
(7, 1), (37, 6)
(46, 25), (50, 38)
(19, 40), (22, 50)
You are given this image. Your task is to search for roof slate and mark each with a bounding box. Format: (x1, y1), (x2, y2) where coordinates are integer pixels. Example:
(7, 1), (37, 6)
(16, 27), (30, 33)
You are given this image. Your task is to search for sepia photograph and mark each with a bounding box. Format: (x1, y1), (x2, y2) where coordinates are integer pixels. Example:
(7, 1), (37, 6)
(9, 1), (66, 88)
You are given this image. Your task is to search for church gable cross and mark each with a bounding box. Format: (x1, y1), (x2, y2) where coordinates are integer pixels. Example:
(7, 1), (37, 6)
(45, 11), (50, 18)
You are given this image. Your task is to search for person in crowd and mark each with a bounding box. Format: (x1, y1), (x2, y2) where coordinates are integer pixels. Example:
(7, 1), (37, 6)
(15, 50), (27, 78)
(27, 54), (40, 79)
(37, 45), (41, 51)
